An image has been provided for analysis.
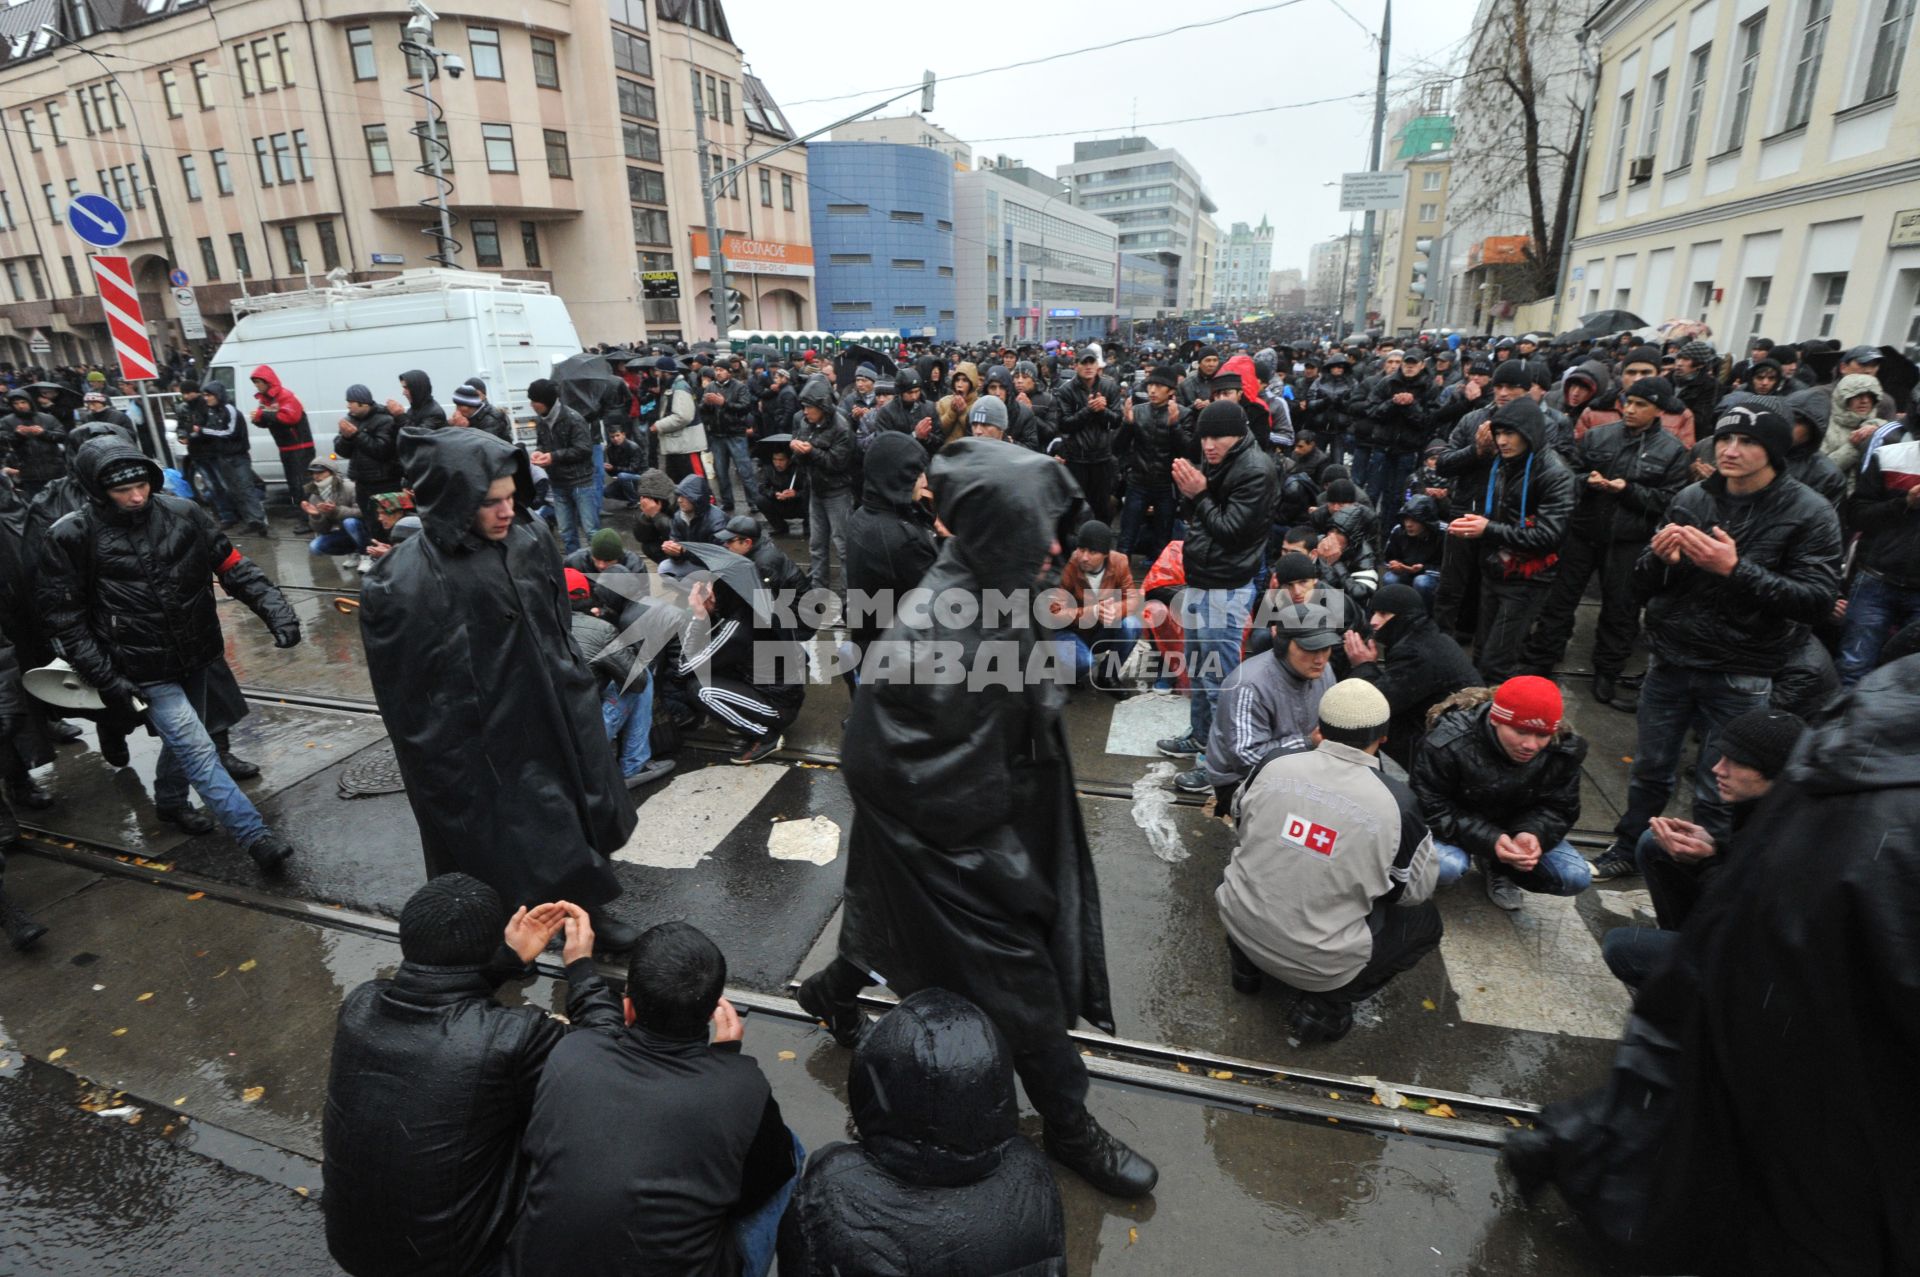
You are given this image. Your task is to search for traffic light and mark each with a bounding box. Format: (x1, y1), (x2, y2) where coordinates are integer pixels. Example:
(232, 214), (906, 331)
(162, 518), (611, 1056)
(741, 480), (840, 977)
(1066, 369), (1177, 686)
(725, 288), (745, 329)
(1409, 237), (1434, 298)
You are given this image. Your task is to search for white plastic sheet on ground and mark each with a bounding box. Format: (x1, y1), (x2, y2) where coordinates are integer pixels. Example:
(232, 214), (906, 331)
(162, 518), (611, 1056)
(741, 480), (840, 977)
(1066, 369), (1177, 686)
(1131, 762), (1188, 863)
(767, 815), (841, 866)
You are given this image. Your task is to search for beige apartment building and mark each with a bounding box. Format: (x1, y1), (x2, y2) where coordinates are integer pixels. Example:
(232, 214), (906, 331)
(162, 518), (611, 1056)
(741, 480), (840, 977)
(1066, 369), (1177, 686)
(1569, 0), (1920, 349)
(0, 0), (812, 368)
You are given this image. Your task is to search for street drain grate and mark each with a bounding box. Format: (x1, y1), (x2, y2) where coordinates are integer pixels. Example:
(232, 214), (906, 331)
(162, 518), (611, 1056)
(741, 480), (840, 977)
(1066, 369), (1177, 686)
(338, 744), (407, 798)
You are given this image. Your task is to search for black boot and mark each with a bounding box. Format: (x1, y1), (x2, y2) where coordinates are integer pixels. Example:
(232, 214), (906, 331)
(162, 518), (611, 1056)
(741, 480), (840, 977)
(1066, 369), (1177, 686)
(247, 829), (295, 874)
(46, 718), (84, 744)
(1227, 939), (1264, 995)
(1591, 673), (1616, 704)
(1043, 1109), (1159, 1198)
(7, 779), (54, 810)
(1286, 993), (1355, 1046)
(1502, 1125), (1556, 1204)
(794, 969), (868, 1048)
(98, 726), (130, 769)
(1, 878), (48, 952)
(588, 911), (640, 952)
(156, 805), (215, 835)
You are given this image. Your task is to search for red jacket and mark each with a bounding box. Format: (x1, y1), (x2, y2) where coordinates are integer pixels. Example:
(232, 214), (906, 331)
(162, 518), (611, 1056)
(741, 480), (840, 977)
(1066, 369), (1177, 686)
(250, 364), (314, 451)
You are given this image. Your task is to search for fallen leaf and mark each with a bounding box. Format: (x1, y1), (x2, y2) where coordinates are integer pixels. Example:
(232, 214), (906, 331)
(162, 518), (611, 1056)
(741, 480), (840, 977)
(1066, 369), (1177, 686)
(1328, 1091), (1341, 1100)
(1127, 1227), (1139, 1246)
(212, 968), (229, 978)
(776, 1050), (796, 1061)
(125, 1112), (143, 1126)
(174, 1096), (188, 1106)
(136, 992), (154, 1002)
(186, 892), (205, 901)
(1421, 997), (1437, 1011)
(1429, 1103), (1458, 1119)
(111, 1028), (128, 1037)
(194, 950), (208, 958)
(161, 1124), (174, 1135)
(1207, 1069), (1234, 1080)
(294, 1186), (311, 1198)
(1174, 1062), (1192, 1074)
(1368, 1094), (1382, 1106)
(1326, 1117), (1339, 1124)
(47, 1047), (67, 1062)
(1622, 755), (1633, 763)
(91, 984), (105, 992)
(1505, 1115), (1524, 1128)
(237, 959), (258, 973)
(1402, 1097), (1433, 1111)
(241, 1086), (266, 1103)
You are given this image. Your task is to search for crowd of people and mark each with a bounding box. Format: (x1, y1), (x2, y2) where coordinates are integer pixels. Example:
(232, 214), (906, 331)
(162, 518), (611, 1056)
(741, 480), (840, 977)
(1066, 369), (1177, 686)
(3, 314), (1918, 1275)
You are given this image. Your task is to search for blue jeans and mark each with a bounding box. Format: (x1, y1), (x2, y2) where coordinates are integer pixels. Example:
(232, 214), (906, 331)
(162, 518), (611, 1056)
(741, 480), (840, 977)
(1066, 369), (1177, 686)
(142, 680), (268, 848)
(1432, 838), (1592, 894)
(1615, 658), (1771, 846)
(606, 471), (643, 505)
(1348, 442), (1374, 489)
(550, 483), (598, 554)
(1055, 616), (1145, 683)
(1117, 483), (1175, 560)
(1838, 572), (1920, 686)
(1381, 568), (1439, 610)
(308, 518), (369, 555)
(208, 453), (267, 526)
(600, 675), (655, 777)
(1180, 579), (1258, 743)
(732, 1130), (804, 1277)
(1601, 925), (1678, 989)
(1365, 449), (1417, 527)
(590, 442), (606, 503)
(710, 435), (761, 512)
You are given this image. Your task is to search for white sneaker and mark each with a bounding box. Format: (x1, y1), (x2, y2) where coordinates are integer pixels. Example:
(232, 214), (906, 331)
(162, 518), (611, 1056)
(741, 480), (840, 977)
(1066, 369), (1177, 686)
(1485, 871), (1526, 912)
(356, 555), (374, 573)
(334, 555), (358, 571)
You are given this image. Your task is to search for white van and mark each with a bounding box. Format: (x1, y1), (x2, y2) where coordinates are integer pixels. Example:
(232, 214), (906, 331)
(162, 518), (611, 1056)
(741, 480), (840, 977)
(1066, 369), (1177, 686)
(205, 269), (584, 492)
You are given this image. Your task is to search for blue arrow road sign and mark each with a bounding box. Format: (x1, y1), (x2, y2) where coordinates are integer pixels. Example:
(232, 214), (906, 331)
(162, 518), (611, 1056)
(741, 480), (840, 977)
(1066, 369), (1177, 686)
(66, 193), (127, 249)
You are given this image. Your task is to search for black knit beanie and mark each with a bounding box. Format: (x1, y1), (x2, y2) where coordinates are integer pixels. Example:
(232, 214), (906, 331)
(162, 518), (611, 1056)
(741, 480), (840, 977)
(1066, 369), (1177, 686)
(1716, 709), (1805, 779)
(399, 873), (506, 966)
(1712, 404), (1792, 472)
(1197, 400), (1248, 438)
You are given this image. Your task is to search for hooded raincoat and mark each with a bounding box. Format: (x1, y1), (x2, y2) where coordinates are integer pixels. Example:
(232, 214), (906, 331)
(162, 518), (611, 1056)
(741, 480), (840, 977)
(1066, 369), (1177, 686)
(844, 432), (937, 660)
(776, 989), (1067, 1277)
(358, 430), (633, 908)
(837, 438), (1113, 1054)
(1821, 372), (1886, 474)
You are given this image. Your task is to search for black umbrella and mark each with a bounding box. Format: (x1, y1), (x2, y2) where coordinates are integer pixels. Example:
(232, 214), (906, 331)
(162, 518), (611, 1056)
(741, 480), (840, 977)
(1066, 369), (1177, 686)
(676, 541), (772, 624)
(548, 353), (623, 419)
(14, 381), (79, 409)
(834, 344), (897, 386)
(1578, 309), (1646, 332)
(1874, 345), (1918, 410)
(1800, 343), (1843, 385)
(750, 432), (794, 460)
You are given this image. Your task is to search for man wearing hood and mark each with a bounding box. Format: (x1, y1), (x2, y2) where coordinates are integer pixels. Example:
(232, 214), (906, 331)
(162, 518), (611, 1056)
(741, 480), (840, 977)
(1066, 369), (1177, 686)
(0, 387), (68, 498)
(844, 432), (937, 672)
(776, 989), (1066, 1275)
(1821, 372), (1887, 475)
(1507, 657), (1920, 1274)
(1783, 386), (1846, 507)
(1522, 377), (1692, 706)
(867, 364), (934, 454)
(387, 369), (450, 434)
(1344, 582), (1478, 767)
(1590, 405), (1842, 881)
(1012, 360), (1059, 441)
(789, 377), (855, 594)
(248, 365), (315, 512)
(981, 365), (1041, 451)
(36, 438), (301, 871)
(933, 361), (981, 445)
(795, 439), (1158, 1200)
(648, 357), (707, 484)
(1444, 397), (1575, 682)
(359, 429), (640, 950)
(300, 458), (367, 566)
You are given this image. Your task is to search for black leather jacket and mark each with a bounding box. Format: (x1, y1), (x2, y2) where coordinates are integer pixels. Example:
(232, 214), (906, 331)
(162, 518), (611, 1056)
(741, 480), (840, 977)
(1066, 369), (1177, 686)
(1411, 698), (1586, 859)
(1569, 419), (1692, 542)
(1182, 432), (1276, 590)
(1054, 374), (1122, 464)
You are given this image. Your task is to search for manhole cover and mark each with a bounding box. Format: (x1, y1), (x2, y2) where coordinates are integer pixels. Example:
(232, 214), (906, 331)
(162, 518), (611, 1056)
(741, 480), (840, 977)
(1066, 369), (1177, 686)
(339, 743), (407, 798)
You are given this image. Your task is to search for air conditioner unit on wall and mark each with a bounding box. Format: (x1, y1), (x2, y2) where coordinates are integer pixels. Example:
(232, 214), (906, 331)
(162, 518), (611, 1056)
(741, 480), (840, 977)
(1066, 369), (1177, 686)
(1627, 156), (1654, 185)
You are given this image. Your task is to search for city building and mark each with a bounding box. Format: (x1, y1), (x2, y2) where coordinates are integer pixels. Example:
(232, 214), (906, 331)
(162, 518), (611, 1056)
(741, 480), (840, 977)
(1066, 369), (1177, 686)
(807, 142), (956, 341)
(830, 113), (971, 170)
(1565, 0), (1920, 347)
(1213, 217), (1275, 311)
(953, 163), (1124, 344)
(1057, 135), (1216, 317)
(1370, 105), (1453, 333)
(1268, 267), (1305, 310)
(1307, 230), (1363, 312)
(0, 0), (812, 367)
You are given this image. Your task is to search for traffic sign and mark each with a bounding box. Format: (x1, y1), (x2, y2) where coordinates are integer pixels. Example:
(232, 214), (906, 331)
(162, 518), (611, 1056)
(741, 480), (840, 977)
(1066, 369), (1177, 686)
(89, 254), (158, 382)
(1047, 308), (1080, 318)
(66, 193), (129, 249)
(173, 286), (207, 341)
(27, 332), (50, 356)
(168, 268), (190, 287)
(1338, 172), (1408, 213)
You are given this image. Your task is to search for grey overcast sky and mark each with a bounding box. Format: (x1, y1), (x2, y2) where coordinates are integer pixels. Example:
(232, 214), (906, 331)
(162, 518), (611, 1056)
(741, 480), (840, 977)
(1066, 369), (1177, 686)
(727, 0), (1477, 274)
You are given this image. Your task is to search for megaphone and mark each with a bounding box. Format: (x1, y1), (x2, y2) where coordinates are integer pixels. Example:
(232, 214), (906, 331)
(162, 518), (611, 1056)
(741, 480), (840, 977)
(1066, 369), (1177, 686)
(25, 658), (143, 713)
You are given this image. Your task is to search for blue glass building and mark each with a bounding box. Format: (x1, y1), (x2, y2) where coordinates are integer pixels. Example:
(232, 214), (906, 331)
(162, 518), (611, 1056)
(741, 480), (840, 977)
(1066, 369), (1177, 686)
(807, 142), (957, 342)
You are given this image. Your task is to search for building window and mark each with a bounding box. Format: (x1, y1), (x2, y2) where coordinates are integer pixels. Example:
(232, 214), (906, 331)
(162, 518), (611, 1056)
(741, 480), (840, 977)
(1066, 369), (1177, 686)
(20, 109), (36, 152)
(471, 218), (502, 267)
(938, 265), (954, 277)
(24, 258), (44, 300)
(1743, 276), (1772, 339)
(272, 133), (296, 184)
(99, 82), (123, 129)
(1422, 169), (1442, 191)
(628, 167), (668, 203)
(543, 129), (572, 178)
(281, 223), (305, 273)
(253, 137), (274, 186)
(1688, 279), (1714, 322)
(236, 40), (256, 95)
(531, 36), (560, 88)
(254, 37), (280, 90)
(1723, 15), (1766, 149)
(613, 31), (650, 75)
(623, 122), (661, 162)
(612, 0), (648, 29)
(631, 207), (669, 243)
(3, 264), (18, 303)
(758, 168), (771, 207)
(1604, 90), (1634, 189)
(893, 306), (925, 317)
(192, 60), (213, 109)
(275, 32), (296, 85)
(180, 155), (202, 200)
(1812, 272), (1847, 337)
(826, 203), (868, 216)
(62, 256), (80, 295)
(1643, 69), (1668, 157)
(889, 210), (924, 223)
(522, 221), (541, 267)
(465, 27), (504, 79)
(1676, 44), (1711, 166)
(1783, 0), (1831, 130)
(937, 218), (952, 231)
(231, 232), (252, 278)
(211, 148), (233, 194)
(294, 130), (314, 180)
(617, 78), (656, 120)
(316, 219), (341, 270)
(1418, 202), (1438, 222)
(365, 125), (393, 175)
(1864, 0), (1916, 100)
(781, 173), (794, 210)
(705, 75), (719, 119)
(416, 121), (451, 169)
(40, 182), (56, 222)
(643, 298), (679, 323)
(828, 253), (870, 265)
(347, 27), (377, 79)
(482, 123), (517, 173)
(891, 259), (925, 269)
(198, 236), (220, 282)
(720, 80), (731, 124)
(158, 67), (185, 116)
(0, 191), (12, 230)
(830, 302), (872, 314)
